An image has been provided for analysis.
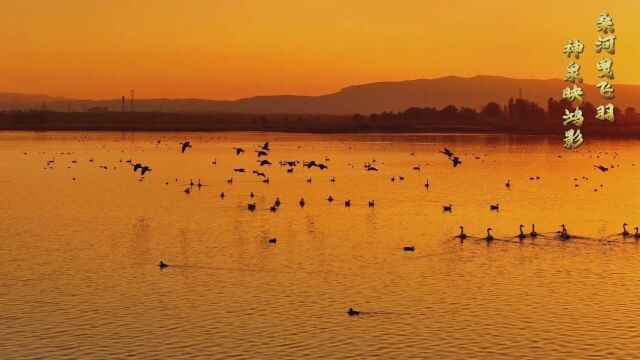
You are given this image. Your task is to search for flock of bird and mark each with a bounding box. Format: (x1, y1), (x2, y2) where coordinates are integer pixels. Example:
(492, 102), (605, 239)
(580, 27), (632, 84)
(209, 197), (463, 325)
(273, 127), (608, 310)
(33, 138), (633, 317)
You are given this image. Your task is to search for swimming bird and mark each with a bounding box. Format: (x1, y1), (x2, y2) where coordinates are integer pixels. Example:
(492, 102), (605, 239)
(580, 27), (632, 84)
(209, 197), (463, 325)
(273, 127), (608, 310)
(233, 147), (245, 155)
(485, 228), (494, 241)
(220, 192), (225, 199)
(268, 238), (277, 244)
(517, 224), (526, 240)
(413, 165), (421, 171)
(330, 177), (336, 183)
(159, 261), (169, 269)
(227, 178), (234, 184)
(451, 156), (462, 167)
(530, 224), (538, 238)
(274, 198), (281, 207)
(180, 142), (192, 153)
(559, 224), (570, 240)
(443, 204), (452, 212)
(250, 192), (255, 198)
(622, 223), (630, 237)
(299, 198), (305, 207)
(506, 180), (511, 189)
(458, 226), (467, 240)
(345, 200), (351, 207)
(248, 203), (256, 211)
(307, 178), (312, 183)
(403, 246), (415, 252)
(368, 200), (375, 207)
(347, 308), (360, 316)
(634, 227), (640, 239)
(327, 196), (334, 203)
(184, 188), (191, 194)
(425, 179), (430, 189)
(490, 203), (500, 211)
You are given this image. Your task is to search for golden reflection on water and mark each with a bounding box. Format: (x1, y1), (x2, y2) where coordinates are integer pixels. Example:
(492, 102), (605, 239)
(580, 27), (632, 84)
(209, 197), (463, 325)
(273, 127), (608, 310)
(2, 131), (640, 358)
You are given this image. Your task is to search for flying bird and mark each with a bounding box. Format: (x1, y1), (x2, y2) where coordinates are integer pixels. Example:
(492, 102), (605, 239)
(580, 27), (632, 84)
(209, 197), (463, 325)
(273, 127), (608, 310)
(440, 147), (454, 158)
(233, 147), (245, 155)
(594, 165), (609, 172)
(180, 142), (192, 153)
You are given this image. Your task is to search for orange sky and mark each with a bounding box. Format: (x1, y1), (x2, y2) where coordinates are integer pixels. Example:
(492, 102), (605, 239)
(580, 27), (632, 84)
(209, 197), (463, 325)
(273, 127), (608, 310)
(1, 0), (638, 100)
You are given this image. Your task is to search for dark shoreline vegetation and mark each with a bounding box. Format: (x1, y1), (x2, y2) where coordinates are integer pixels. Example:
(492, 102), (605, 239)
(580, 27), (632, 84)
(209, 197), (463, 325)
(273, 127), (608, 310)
(2, 98), (639, 137)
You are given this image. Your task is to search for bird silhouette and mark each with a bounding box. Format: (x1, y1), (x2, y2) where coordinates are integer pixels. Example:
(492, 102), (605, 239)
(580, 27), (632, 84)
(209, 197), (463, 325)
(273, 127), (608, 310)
(485, 228), (494, 241)
(594, 165), (609, 172)
(180, 142), (192, 153)
(140, 166), (152, 176)
(440, 148), (454, 157)
(233, 147), (245, 155)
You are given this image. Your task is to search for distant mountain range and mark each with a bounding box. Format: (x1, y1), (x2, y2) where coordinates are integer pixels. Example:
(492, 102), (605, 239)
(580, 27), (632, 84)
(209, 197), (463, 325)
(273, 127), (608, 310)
(2, 75), (638, 115)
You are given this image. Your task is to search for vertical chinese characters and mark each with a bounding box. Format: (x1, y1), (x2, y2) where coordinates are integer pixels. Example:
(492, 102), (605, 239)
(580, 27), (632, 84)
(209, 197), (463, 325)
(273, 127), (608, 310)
(595, 12), (616, 123)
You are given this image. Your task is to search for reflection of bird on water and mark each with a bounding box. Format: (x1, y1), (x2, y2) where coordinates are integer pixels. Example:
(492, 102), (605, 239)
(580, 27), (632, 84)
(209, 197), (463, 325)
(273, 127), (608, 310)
(180, 142), (192, 153)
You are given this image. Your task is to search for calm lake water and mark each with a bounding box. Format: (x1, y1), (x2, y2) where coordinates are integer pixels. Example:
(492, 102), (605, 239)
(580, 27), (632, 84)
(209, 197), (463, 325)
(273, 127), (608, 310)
(2, 131), (640, 359)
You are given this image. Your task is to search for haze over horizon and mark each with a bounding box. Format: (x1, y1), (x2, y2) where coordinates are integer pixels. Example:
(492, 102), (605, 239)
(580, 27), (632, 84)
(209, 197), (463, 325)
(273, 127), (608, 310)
(2, 1), (638, 100)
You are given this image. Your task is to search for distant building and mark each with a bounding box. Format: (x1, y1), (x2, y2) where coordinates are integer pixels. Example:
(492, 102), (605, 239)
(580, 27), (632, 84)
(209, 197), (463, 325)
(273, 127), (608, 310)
(86, 106), (109, 113)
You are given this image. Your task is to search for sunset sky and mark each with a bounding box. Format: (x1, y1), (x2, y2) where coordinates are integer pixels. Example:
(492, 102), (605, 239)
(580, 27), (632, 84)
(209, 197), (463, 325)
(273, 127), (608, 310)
(2, 0), (638, 100)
